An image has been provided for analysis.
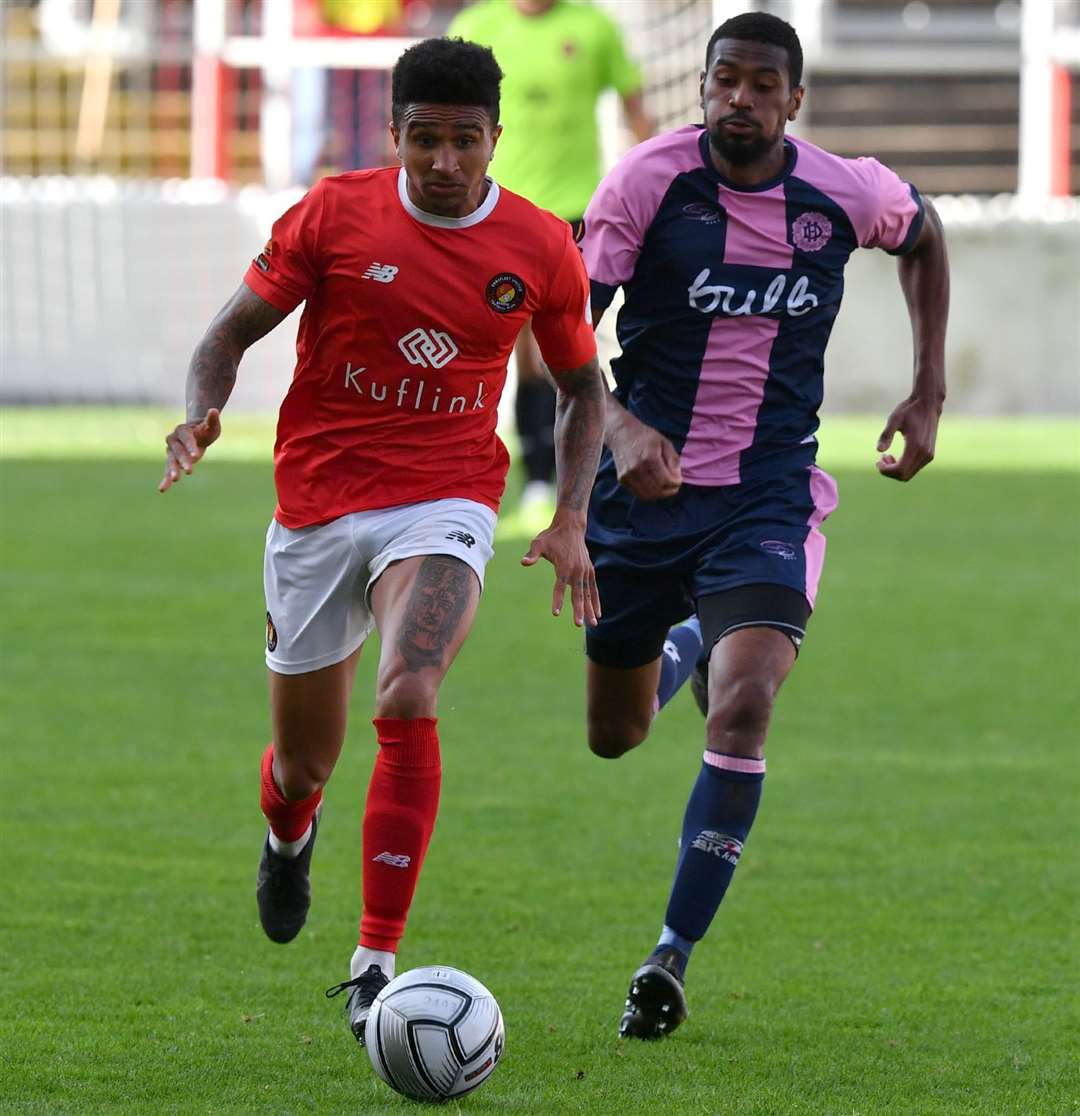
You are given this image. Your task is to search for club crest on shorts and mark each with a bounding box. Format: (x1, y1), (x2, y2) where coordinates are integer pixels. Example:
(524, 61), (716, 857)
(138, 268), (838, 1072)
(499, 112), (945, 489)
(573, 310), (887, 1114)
(791, 211), (833, 252)
(265, 611), (278, 652)
(486, 273), (526, 313)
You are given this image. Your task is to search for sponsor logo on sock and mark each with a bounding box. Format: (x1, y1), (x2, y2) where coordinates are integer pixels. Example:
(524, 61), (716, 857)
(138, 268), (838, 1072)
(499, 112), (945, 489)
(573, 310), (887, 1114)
(690, 830), (743, 865)
(662, 638), (682, 664)
(372, 851), (411, 868)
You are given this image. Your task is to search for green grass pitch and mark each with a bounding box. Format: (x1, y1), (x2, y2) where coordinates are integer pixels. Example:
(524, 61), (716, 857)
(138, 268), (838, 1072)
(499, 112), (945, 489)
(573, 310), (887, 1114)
(2, 411), (1078, 1115)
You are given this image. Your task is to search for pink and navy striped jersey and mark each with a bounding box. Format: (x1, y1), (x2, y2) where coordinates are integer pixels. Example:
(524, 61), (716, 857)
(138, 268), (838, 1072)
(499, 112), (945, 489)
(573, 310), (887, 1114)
(581, 126), (925, 486)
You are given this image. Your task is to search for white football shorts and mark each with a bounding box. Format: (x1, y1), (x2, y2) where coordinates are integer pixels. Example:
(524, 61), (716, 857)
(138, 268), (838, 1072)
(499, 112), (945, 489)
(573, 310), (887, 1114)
(263, 498), (497, 675)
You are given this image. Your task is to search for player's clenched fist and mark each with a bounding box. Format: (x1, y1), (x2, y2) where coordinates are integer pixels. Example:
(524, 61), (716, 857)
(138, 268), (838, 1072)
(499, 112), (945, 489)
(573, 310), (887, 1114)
(608, 410), (682, 502)
(159, 408), (222, 492)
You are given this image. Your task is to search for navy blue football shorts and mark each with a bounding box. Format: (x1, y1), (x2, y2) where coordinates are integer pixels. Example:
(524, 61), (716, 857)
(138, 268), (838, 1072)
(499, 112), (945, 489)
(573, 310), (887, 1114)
(584, 453), (839, 670)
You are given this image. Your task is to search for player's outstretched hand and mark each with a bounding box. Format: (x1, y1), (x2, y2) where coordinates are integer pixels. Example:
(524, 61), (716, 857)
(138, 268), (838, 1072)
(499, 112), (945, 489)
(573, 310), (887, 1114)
(159, 408), (222, 493)
(876, 396), (941, 482)
(520, 514), (601, 628)
(609, 410), (681, 501)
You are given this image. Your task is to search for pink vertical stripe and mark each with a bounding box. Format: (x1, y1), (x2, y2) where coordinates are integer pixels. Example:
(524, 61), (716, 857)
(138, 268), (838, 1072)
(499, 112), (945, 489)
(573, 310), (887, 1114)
(704, 751), (766, 774)
(720, 184), (794, 269)
(803, 464), (839, 609)
(680, 314), (780, 485)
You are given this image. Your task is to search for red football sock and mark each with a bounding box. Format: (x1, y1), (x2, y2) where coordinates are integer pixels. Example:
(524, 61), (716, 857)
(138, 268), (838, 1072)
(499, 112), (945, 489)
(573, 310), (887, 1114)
(360, 717), (442, 952)
(259, 743), (322, 842)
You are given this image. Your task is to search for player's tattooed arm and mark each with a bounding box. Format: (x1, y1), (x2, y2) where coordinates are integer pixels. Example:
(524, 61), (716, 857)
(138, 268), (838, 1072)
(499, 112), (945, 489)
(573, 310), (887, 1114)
(878, 198), (949, 482)
(397, 557), (473, 672)
(186, 283), (288, 420)
(519, 357), (604, 628)
(159, 284), (287, 492)
(550, 356), (606, 515)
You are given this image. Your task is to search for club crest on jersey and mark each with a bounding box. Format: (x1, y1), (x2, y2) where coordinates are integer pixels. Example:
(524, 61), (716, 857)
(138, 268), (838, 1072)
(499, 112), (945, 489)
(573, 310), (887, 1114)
(792, 211), (833, 252)
(265, 611), (278, 652)
(485, 273), (526, 314)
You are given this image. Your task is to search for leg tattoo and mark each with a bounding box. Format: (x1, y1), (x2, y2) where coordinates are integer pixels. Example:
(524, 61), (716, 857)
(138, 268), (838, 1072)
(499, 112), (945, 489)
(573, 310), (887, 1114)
(397, 556), (471, 672)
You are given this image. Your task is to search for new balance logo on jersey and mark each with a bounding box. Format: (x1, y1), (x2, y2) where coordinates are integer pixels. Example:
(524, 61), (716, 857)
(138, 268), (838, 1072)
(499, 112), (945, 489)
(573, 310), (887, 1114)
(446, 529), (476, 548)
(363, 262), (399, 283)
(690, 830), (743, 865)
(372, 851), (411, 868)
(398, 327), (458, 369)
(688, 269), (819, 318)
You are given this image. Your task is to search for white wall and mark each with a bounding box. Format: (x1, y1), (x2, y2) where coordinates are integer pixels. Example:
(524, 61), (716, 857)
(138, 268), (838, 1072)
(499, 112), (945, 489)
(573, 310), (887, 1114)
(2, 181), (1078, 415)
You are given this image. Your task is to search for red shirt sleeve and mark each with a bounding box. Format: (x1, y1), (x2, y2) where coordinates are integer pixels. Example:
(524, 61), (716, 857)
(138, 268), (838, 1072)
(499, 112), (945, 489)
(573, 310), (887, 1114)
(531, 223), (598, 374)
(243, 182), (327, 312)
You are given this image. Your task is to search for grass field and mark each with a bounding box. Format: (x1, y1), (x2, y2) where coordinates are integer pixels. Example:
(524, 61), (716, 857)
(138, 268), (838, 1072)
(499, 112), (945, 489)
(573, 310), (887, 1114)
(2, 411), (1078, 1115)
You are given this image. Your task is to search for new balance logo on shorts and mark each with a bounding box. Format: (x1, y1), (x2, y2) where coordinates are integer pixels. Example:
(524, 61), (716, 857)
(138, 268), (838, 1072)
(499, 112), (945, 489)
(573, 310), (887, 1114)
(690, 830), (743, 865)
(372, 851), (411, 868)
(445, 529), (476, 548)
(362, 262), (399, 283)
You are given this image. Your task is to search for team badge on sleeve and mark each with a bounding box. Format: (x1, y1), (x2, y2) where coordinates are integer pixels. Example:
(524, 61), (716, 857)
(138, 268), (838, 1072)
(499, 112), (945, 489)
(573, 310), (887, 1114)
(255, 239), (274, 273)
(485, 273), (526, 313)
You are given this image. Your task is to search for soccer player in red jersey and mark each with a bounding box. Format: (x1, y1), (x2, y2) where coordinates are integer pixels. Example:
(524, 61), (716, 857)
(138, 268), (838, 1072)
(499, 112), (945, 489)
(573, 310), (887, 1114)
(158, 37), (605, 1044)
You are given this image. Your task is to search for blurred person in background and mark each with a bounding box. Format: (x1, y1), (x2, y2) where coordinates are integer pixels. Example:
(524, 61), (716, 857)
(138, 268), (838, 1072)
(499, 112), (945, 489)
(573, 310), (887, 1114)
(263, 0), (406, 187)
(448, 0), (653, 534)
(161, 37), (604, 1044)
(577, 11), (949, 1040)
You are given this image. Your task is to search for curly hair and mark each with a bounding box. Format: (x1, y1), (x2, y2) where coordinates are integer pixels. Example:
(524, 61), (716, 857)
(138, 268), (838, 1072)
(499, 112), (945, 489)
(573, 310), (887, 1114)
(705, 12), (803, 89)
(391, 37), (503, 127)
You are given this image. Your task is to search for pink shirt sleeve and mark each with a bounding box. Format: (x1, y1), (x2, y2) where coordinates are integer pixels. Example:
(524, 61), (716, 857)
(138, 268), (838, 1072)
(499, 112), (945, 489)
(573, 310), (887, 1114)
(854, 157), (924, 254)
(581, 165), (645, 291)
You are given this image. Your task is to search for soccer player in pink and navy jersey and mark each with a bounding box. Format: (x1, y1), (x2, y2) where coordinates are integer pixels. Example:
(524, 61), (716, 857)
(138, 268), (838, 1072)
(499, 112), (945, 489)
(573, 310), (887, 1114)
(576, 12), (949, 1038)
(158, 38), (604, 1044)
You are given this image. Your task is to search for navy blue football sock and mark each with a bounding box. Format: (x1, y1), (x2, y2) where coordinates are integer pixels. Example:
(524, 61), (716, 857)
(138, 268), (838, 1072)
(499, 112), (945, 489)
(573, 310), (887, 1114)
(656, 617), (703, 710)
(663, 752), (765, 943)
(649, 928), (691, 979)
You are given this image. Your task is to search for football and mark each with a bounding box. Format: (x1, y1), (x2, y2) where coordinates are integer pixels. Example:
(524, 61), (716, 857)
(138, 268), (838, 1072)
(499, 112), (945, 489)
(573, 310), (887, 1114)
(366, 966), (505, 1101)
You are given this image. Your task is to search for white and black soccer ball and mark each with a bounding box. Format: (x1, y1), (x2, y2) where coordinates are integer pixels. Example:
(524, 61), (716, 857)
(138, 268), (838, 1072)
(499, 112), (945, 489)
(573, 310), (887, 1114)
(366, 966), (505, 1102)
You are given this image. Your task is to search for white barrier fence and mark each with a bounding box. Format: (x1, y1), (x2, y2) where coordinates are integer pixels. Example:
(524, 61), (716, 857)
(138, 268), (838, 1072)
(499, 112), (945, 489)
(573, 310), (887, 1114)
(2, 179), (1078, 416)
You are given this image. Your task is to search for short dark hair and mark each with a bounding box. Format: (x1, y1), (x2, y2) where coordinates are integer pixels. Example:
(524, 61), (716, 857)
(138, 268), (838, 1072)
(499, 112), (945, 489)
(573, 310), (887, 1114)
(705, 12), (803, 89)
(391, 37), (503, 127)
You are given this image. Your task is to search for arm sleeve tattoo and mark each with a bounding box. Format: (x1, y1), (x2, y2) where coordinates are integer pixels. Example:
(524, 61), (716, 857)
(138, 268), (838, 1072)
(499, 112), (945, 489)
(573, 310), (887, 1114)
(186, 283), (288, 421)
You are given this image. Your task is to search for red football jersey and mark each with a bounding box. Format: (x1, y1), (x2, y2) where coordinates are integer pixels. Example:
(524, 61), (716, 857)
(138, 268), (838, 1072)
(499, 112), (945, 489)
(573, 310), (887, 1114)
(243, 167), (597, 528)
